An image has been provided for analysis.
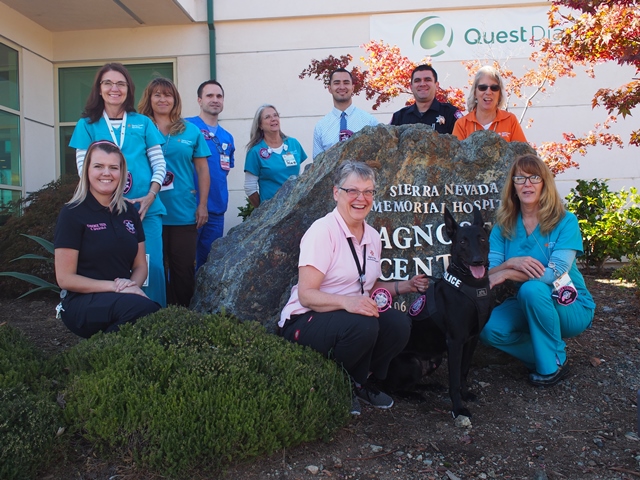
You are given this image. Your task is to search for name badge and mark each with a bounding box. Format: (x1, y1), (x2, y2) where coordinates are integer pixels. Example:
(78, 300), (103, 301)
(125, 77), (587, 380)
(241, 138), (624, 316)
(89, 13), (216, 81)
(282, 152), (297, 167)
(220, 154), (230, 171)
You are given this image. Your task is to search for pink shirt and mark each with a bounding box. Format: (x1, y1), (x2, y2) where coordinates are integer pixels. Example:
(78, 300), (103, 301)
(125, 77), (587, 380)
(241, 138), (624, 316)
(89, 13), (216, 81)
(279, 208), (382, 327)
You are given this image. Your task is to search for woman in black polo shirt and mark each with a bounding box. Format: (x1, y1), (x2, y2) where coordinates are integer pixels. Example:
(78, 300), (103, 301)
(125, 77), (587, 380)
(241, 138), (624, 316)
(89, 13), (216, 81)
(54, 140), (160, 338)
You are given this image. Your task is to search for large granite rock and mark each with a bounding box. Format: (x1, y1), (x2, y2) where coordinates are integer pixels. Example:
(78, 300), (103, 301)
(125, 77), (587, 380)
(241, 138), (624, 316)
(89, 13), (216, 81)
(191, 124), (535, 331)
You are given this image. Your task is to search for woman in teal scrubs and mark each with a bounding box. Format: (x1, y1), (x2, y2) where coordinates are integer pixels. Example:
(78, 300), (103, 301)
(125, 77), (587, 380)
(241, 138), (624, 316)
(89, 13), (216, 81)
(138, 77), (211, 307)
(244, 104), (307, 207)
(481, 154), (595, 386)
(70, 63), (167, 307)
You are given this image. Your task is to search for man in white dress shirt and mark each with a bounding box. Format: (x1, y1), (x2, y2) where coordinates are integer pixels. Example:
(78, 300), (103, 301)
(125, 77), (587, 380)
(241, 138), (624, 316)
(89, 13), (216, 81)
(312, 68), (379, 159)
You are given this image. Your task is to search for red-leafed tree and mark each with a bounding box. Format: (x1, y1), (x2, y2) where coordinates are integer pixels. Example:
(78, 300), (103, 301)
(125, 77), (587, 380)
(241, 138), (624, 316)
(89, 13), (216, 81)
(299, 1), (638, 174)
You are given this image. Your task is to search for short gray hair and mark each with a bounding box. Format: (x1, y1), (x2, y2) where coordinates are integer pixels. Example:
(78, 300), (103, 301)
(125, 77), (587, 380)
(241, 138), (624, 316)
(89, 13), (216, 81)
(333, 160), (376, 188)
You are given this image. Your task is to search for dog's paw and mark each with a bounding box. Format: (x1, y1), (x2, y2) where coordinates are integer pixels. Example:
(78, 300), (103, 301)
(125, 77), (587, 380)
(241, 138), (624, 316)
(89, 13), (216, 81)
(453, 407), (472, 419)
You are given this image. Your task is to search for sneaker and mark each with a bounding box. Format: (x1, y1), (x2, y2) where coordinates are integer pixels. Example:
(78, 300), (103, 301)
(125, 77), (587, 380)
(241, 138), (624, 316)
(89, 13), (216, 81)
(350, 394), (362, 416)
(355, 382), (394, 409)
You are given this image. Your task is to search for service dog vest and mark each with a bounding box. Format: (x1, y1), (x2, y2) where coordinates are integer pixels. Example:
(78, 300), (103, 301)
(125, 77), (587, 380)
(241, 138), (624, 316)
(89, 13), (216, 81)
(411, 268), (493, 328)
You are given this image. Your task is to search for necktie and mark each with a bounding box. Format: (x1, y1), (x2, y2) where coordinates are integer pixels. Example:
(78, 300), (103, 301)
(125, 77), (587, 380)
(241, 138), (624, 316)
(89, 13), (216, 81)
(340, 111), (347, 131)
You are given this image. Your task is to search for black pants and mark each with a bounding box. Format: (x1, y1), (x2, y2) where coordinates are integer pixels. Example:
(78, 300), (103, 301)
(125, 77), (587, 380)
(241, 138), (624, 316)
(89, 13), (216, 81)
(163, 224), (197, 307)
(61, 291), (160, 338)
(281, 308), (411, 385)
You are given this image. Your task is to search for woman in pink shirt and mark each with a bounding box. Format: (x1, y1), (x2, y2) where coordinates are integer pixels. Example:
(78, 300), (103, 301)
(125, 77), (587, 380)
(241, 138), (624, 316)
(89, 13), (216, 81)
(279, 160), (429, 415)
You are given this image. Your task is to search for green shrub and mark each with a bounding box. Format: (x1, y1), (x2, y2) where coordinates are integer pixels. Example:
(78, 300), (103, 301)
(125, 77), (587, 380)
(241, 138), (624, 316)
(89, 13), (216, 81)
(62, 307), (351, 477)
(565, 179), (640, 272)
(0, 235), (60, 298)
(0, 325), (65, 480)
(0, 324), (59, 391)
(0, 175), (77, 299)
(613, 255), (640, 291)
(0, 386), (63, 480)
(237, 197), (254, 222)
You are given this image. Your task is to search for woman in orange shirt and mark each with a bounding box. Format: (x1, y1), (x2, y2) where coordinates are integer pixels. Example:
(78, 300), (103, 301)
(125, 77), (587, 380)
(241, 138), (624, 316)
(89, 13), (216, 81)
(453, 66), (527, 143)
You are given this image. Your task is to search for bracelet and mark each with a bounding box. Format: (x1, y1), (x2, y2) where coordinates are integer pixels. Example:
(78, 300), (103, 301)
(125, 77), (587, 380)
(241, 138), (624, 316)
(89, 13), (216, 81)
(148, 190), (157, 197)
(395, 281), (400, 296)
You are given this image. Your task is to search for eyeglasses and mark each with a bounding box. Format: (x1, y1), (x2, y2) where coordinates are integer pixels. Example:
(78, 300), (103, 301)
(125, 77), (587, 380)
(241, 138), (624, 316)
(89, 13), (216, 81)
(513, 175), (543, 185)
(339, 187), (376, 199)
(100, 80), (128, 89)
(477, 84), (500, 92)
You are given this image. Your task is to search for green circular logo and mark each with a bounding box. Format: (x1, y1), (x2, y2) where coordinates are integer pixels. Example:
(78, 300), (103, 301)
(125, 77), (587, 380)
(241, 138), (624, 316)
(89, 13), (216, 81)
(412, 16), (454, 57)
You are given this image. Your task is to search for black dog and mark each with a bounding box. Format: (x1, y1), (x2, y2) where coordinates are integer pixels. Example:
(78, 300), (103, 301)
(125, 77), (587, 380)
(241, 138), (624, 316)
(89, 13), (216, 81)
(386, 207), (493, 418)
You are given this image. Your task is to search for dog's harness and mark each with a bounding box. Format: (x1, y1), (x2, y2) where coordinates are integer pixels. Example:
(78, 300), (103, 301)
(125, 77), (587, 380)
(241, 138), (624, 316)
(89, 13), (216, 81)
(410, 267), (492, 328)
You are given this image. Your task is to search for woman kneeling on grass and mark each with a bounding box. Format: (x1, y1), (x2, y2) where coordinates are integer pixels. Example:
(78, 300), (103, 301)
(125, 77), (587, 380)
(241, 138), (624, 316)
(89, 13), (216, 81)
(54, 140), (160, 338)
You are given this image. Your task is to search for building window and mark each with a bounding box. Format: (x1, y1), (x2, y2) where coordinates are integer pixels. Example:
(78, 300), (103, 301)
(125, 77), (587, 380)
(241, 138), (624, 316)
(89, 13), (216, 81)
(58, 62), (173, 176)
(0, 42), (21, 215)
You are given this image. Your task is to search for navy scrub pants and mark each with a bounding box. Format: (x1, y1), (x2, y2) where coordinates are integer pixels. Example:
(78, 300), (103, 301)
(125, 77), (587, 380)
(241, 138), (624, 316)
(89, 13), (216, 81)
(281, 308), (412, 385)
(61, 291), (160, 338)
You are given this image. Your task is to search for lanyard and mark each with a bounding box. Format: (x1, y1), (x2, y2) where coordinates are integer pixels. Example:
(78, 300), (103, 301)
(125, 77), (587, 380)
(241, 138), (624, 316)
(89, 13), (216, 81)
(347, 237), (366, 295)
(103, 111), (127, 148)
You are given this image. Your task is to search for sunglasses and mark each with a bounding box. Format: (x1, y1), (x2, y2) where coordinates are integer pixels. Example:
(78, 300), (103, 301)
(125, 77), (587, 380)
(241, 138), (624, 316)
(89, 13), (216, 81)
(477, 84), (500, 92)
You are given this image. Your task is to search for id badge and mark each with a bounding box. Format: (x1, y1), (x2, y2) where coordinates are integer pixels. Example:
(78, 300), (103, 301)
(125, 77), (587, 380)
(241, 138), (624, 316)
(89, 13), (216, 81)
(282, 152), (297, 167)
(552, 271), (574, 290)
(220, 154), (230, 171)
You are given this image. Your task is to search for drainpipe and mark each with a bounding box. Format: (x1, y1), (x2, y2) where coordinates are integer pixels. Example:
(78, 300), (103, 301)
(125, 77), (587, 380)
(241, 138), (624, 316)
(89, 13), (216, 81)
(207, 0), (217, 80)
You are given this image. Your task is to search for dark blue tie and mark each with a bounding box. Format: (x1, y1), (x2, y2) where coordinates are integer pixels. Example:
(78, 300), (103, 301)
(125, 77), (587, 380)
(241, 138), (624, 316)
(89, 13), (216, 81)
(340, 111), (347, 131)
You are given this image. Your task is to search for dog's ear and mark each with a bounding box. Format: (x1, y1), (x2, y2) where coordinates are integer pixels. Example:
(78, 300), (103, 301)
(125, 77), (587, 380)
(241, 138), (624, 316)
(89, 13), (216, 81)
(444, 207), (457, 240)
(472, 207), (483, 227)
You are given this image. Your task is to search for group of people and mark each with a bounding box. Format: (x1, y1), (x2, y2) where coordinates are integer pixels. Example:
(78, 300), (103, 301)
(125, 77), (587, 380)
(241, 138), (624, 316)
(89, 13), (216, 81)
(55, 63), (235, 337)
(53, 61), (594, 417)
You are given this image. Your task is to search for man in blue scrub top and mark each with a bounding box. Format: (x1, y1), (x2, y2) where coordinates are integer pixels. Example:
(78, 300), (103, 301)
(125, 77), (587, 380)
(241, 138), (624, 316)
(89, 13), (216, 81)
(186, 80), (236, 270)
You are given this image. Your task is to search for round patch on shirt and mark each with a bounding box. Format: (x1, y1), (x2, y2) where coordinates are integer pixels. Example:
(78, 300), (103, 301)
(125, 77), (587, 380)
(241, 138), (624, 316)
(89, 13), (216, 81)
(339, 129), (354, 142)
(123, 219), (136, 235)
(554, 285), (578, 306)
(162, 171), (175, 187)
(123, 172), (133, 195)
(371, 288), (392, 313)
(454, 110), (464, 119)
(259, 148), (271, 159)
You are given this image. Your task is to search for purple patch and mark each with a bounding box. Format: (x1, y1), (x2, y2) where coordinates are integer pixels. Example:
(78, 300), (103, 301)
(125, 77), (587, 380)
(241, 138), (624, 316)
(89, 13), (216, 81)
(554, 285), (578, 306)
(123, 172), (133, 195)
(409, 295), (426, 317)
(259, 148), (271, 159)
(123, 219), (136, 235)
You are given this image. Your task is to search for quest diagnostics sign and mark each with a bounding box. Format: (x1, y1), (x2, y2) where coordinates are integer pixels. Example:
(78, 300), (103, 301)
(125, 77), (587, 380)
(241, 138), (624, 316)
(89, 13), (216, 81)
(370, 7), (562, 62)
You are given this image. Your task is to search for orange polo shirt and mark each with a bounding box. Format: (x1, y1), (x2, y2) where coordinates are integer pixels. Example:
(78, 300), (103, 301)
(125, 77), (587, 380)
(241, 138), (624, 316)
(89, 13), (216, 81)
(452, 109), (527, 143)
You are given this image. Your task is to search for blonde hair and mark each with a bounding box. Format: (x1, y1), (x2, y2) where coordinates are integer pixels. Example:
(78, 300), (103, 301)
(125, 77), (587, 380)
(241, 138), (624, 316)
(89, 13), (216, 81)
(138, 77), (186, 136)
(467, 65), (507, 112)
(496, 154), (565, 238)
(68, 141), (128, 214)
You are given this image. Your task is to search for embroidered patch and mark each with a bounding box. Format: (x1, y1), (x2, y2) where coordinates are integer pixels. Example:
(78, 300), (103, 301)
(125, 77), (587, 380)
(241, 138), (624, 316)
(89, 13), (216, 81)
(294, 329), (301, 341)
(123, 172), (133, 195)
(123, 219), (136, 234)
(259, 148), (270, 159)
(454, 110), (464, 119)
(476, 288), (488, 297)
(409, 295), (426, 316)
(371, 288), (392, 312)
(339, 129), (354, 142)
(162, 171), (174, 187)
